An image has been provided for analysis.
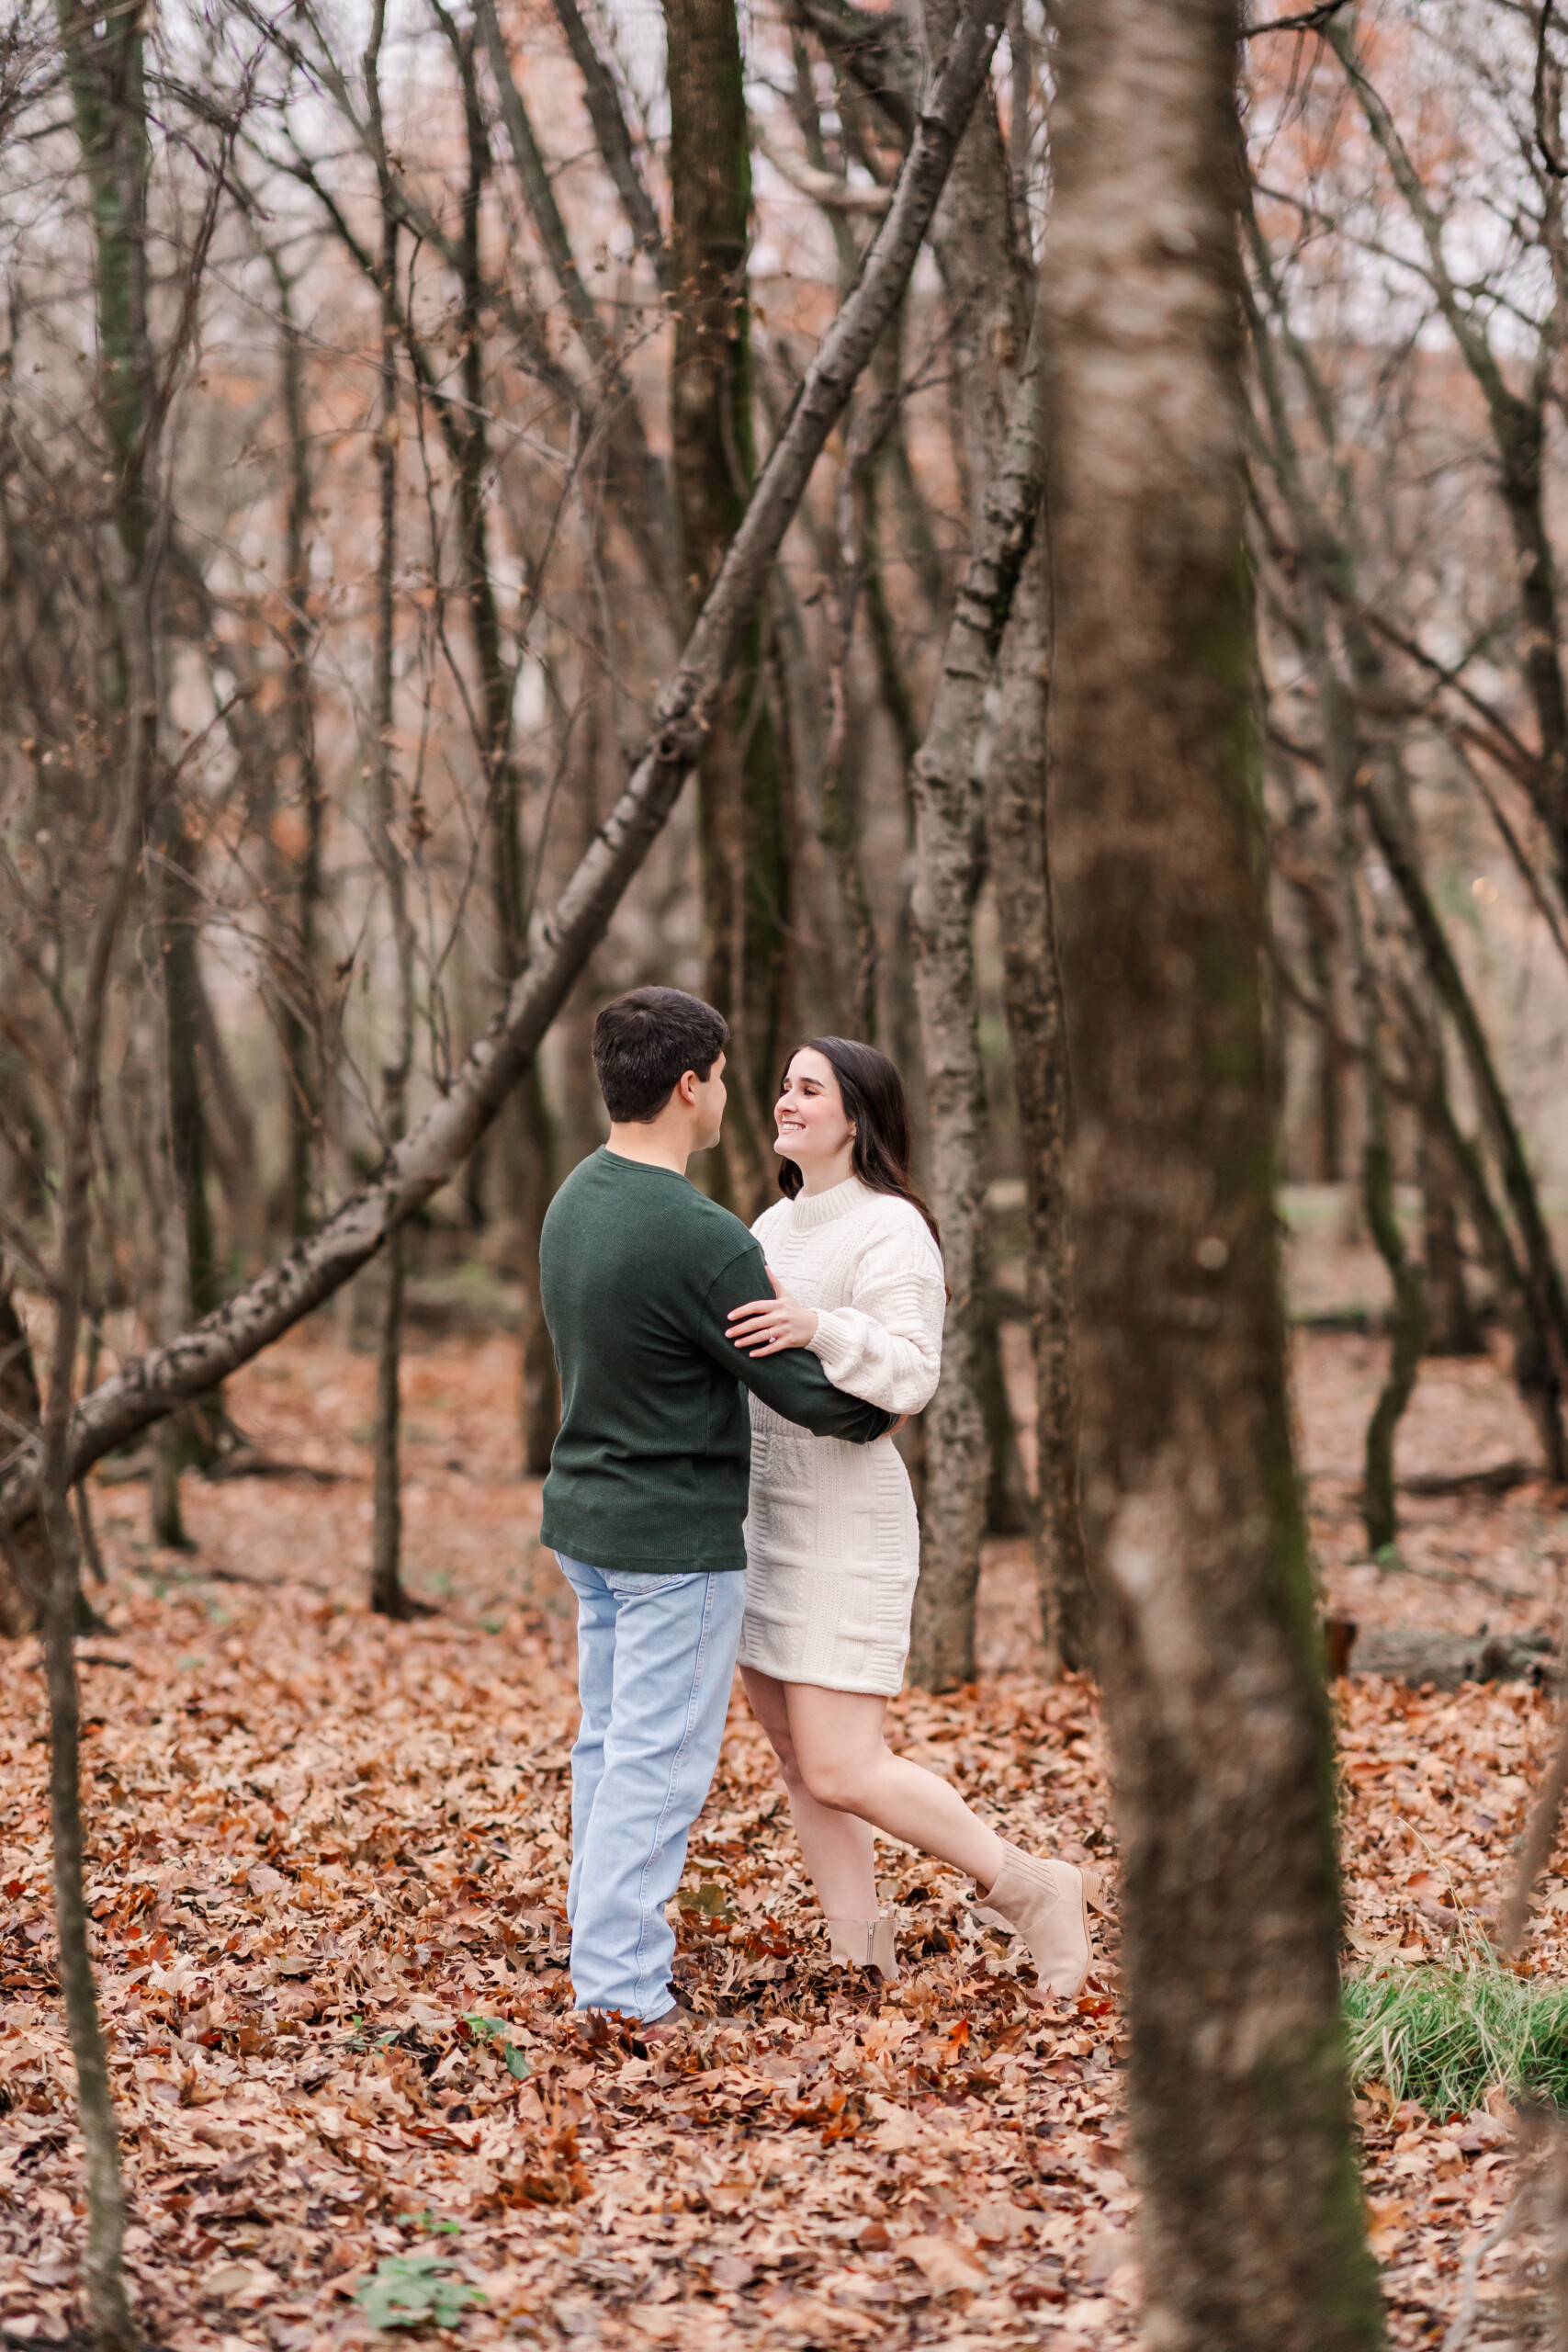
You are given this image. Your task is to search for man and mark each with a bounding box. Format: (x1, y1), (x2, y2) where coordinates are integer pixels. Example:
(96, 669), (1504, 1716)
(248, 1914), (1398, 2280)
(539, 987), (896, 2042)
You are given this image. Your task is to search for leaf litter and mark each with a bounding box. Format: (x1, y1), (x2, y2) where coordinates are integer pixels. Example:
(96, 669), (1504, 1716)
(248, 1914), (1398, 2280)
(0, 1317), (1565, 2346)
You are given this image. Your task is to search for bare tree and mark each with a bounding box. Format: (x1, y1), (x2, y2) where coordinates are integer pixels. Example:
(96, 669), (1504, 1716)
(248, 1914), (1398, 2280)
(0, 0), (1010, 1537)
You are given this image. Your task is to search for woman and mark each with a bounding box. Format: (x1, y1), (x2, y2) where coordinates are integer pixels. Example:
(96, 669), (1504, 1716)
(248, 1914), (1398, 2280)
(726, 1038), (1094, 1998)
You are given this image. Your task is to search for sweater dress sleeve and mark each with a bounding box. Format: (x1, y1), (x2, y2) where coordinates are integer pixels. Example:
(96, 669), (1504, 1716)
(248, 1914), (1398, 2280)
(807, 1211), (946, 1415)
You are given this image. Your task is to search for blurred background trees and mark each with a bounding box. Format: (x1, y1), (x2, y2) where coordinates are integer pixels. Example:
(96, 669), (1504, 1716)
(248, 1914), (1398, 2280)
(1, 0), (1566, 1669)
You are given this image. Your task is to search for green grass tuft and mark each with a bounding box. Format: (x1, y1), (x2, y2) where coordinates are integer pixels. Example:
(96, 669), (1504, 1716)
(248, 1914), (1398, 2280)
(1343, 1960), (1568, 2117)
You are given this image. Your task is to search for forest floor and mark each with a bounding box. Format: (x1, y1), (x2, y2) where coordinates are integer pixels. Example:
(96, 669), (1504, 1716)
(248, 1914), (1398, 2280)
(5, 1213), (1568, 2350)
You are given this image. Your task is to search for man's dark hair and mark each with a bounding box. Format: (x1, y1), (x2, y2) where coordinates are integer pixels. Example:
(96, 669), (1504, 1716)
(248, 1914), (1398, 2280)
(592, 988), (729, 1124)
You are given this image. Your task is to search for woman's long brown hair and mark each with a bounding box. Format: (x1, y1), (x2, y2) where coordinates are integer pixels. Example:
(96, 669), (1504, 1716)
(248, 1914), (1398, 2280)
(775, 1036), (942, 1258)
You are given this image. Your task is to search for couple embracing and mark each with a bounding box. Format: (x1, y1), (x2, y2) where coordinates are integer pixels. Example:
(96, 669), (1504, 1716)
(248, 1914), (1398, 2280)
(538, 986), (1092, 2046)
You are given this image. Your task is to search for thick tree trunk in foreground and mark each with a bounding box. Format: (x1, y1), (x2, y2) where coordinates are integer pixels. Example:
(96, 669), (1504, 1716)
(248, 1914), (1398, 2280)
(665, 0), (789, 1212)
(1043, 2), (1382, 2345)
(986, 539), (1091, 1673)
(0, 0), (1007, 1528)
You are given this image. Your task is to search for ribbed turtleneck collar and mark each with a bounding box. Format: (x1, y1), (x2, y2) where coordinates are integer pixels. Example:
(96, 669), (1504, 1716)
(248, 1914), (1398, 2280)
(785, 1174), (870, 1229)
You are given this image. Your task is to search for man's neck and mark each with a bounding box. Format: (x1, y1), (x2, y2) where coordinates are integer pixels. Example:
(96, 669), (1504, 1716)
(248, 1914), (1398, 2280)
(604, 1123), (693, 1177)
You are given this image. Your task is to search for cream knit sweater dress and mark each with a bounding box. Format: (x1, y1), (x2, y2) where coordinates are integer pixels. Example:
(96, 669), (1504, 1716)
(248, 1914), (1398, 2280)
(739, 1176), (946, 1696)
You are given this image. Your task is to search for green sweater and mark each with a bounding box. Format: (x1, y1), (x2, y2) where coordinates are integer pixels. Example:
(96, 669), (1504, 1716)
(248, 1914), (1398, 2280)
(538, 1148), (897, 1574)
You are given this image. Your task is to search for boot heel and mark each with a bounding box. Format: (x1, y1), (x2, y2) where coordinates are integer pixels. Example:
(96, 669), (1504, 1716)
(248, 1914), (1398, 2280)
(1082, 1867), (1107, 1914)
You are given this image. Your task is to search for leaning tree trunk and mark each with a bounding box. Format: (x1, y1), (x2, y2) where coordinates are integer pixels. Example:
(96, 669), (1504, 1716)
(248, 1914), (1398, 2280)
(664, 0), (789, 1213)
(985, 537), (1092, 1673)
(1043, 1), (1384, 2346)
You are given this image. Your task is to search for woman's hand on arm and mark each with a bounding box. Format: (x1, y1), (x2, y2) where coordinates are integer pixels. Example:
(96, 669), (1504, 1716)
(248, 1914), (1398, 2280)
(725, 1266), (818, 1357)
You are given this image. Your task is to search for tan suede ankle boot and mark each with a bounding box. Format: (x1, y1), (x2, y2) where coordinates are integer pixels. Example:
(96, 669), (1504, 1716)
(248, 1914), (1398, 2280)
(982, 1845), (1095, 1998)
(824, 1914), (901, 1983)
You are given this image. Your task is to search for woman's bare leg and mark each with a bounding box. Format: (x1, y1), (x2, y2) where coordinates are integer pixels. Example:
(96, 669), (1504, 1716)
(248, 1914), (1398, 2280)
(784, 1684), (1007, 1891)
(740, 1667), (879, 1917)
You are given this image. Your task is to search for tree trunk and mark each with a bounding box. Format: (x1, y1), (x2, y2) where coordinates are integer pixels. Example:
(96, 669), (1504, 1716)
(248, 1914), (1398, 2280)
(985, 537), (1091, 1672)
(271, 258), (325, 1241)
(153, 807), (240, 1479)
(0, 1276), (49, 1637)
(1419, 1103), (1485, 1358)
(365, 5), (417, 1621)
(142, 901), (197, 1552)
(1043, 1), (1383, 2345)
(905, 315), (1045, 1690)
(664, 0), (789, 1212)
(443, 14), (560, 1478)
(905, 0), (1030, 1687)
(0, 0), (1008, 1523)
(39, 13), (163, 2333)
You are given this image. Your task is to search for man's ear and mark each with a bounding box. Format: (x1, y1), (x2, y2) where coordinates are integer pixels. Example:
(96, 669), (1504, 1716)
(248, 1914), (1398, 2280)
(674, 1068), (699, 1105)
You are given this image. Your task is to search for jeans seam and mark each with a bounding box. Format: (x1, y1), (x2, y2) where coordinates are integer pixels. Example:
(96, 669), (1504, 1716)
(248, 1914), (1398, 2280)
(627, 1572), (717, 2013)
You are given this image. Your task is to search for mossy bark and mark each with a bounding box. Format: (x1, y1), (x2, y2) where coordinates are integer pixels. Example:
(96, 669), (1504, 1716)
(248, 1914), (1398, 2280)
(1043, 0), (1383, 2342)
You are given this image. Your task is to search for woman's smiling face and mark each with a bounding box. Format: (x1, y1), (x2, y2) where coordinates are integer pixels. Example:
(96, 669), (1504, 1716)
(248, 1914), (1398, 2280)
(774, 1047), (856, 1171)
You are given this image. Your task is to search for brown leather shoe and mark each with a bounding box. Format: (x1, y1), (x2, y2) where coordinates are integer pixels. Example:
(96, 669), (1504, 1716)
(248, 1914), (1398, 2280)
(981, 1846), (1096, 1998)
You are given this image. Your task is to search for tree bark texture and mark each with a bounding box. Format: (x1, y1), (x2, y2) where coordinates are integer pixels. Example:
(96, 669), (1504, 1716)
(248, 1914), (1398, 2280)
(366, 11), (417, 1621)
(906, 293), (1044, 1691)
(665, 0), (789, 1212)
(985, 537), (1091, 1673)
(1419, 1112), (1485, 1357)
(0, 0), (1006, 1530)
(1043, 2), (1383, 2345)
(905, 3), (1031, 1687)
(444, 17), (560, 1476)
(272, 266), (325, 1241)
(0, 1279), (48, 1637)
(36, 19), (164, 2325)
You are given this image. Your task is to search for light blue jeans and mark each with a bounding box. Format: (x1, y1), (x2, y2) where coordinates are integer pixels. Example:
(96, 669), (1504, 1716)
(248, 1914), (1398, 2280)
(557, 1556), (747, 2021)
